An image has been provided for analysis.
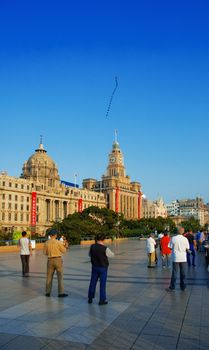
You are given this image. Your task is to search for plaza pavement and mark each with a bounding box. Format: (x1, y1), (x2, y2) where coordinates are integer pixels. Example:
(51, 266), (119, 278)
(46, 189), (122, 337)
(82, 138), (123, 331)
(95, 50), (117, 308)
(0, 239), (208, 350)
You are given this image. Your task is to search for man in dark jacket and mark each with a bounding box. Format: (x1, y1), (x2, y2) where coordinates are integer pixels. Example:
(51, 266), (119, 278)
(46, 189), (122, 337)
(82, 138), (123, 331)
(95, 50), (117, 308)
(185, 230), (196, 267)
(88, 234), (114, 305)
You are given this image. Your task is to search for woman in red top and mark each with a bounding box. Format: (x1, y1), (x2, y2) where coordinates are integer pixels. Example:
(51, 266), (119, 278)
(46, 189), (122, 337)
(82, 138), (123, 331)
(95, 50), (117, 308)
(160, 232), (172, 268)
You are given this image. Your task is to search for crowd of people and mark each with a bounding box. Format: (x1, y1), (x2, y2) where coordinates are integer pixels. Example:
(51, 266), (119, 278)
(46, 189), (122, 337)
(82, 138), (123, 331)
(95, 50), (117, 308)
(146, 228), (209, 291)
(17, 227), (209, 304)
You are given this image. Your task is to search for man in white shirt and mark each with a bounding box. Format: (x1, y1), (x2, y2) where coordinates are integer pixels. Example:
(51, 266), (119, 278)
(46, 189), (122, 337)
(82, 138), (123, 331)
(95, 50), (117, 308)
(166, 227), (189, 292)
(18, 231), (32, 277)
(146, 234), (156, 268)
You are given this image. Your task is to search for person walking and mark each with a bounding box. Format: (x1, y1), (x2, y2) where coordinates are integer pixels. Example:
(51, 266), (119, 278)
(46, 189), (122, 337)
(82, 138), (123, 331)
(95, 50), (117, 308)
(166, 227), (189, 292)
(185, 230), (196, 267)
(160, 231), (172, 268)
(43, 229), (68, 297)
(196, 231), (202, 251)
(88, 233), (114, 305)
(18, 231), (32, 277)
(146, 233), (156, 268)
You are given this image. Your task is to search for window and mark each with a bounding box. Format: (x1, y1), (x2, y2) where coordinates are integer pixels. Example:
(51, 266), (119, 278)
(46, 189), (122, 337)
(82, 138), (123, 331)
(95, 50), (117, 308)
(36, 206), (39, 212)
(15, 195), (18, 201)
(15, 183), (18, 188)
(21, 214), (23, 222)
(9, 182), (12, 187)
(21, 204), (24, 211)
(26, 205), (29, 211)
(14, 213), (18, 221)
(9, 194), (12, 200)
(2, 181), (5, 186)
(21, 196), (24, 202)
(37, 198), (39, 203)
(21, 184), (24, 189)
(15, 204), (18, 210)
(8, 213), (11, 221)
(27, 185), (29, 190)
(2, 194), (5, 199)
(8, 203), (12, 209)
(2, 202), (5, 209)
(27, 214), (29, 222)
(27, 197), (29, 202)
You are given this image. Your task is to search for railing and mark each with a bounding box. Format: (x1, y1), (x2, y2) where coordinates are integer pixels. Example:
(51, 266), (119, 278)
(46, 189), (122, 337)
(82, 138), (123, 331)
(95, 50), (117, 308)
(0, 240), (18, 246)
(0, 237), (48, 246)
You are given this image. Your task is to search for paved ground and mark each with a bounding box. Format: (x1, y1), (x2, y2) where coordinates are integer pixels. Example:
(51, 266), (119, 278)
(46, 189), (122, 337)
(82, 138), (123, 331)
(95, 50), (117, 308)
(0, 239), (208, 350)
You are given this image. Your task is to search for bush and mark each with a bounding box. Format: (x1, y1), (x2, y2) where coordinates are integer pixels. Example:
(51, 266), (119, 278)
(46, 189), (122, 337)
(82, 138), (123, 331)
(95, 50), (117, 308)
(65, 230), (81, 245)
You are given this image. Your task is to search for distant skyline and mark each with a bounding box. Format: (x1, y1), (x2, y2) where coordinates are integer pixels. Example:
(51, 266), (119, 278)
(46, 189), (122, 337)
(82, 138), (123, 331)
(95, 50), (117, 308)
(0, 0), (208, 203)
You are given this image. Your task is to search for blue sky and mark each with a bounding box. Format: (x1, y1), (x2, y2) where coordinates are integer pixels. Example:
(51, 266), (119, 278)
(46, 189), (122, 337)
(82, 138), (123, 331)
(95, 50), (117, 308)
(0, 0), (208, 203)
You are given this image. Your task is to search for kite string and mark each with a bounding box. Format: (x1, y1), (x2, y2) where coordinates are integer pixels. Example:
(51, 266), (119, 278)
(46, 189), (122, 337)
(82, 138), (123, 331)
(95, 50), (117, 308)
(105, 76), (118, 118)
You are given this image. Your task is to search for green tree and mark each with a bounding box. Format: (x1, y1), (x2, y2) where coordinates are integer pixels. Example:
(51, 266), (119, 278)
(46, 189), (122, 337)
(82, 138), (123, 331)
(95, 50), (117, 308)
(181, 217), (202, 233)
(48, 207), (178, 244)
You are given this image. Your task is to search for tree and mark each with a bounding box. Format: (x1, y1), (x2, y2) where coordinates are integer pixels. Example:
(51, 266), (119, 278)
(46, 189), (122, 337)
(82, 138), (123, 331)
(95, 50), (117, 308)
(181, 217), (202, 233)
(48, 207), (178, 244)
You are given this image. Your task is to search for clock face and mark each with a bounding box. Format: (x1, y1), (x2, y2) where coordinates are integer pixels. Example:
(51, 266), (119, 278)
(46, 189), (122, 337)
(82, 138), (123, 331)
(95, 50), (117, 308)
(110, 156), (115, 163)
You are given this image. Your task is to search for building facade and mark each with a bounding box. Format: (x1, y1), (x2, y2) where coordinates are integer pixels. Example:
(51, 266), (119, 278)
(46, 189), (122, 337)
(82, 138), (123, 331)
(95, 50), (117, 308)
(142, 197), (168, 219)
(0, 141), (105, 236)
(166, 197), (207, 226)
(166, 200), (180, 216)
(83, 137), (142, 220)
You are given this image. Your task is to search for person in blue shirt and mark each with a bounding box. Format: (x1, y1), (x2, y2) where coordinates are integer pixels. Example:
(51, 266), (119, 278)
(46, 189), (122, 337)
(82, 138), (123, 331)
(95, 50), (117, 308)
(185, 231), (196, 267)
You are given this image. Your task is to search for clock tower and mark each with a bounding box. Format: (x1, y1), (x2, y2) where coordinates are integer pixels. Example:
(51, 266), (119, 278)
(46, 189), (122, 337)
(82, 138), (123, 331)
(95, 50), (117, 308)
(83, 131), (142, 220)
(107, 131), (126, 178)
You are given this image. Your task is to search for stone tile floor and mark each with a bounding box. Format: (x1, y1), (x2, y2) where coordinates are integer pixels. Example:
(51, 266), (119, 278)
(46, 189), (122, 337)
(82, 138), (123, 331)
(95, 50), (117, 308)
(0, 240), (208, 349)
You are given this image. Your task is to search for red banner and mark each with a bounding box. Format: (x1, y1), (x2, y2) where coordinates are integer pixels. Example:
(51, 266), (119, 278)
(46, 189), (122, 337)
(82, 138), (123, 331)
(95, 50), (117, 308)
(78, 198), (83, 213)
(138, 191), (141, 220)
(115, 187), (119, 213)
(31, 192), (37, 226)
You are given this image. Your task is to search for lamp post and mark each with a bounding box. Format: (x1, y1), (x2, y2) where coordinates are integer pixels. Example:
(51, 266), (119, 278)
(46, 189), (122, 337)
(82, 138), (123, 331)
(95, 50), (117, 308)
(55, 217), (62, 238)
(116, 214), (120, 239)
(74, 173), (78, 188)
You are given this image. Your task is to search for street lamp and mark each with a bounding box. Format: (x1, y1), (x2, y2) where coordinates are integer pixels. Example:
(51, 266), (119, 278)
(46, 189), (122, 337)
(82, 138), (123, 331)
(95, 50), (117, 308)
(74, 173), (78, 188)
(116, 214), (120, 238)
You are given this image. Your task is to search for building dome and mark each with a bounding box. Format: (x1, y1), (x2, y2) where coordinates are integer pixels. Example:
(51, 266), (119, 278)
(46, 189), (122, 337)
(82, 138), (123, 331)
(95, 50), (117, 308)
(21, 140), (60, 188)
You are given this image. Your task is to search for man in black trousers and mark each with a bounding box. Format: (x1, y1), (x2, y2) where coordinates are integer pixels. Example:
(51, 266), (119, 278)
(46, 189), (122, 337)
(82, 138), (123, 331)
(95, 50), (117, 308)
(88, 234), (114, 305)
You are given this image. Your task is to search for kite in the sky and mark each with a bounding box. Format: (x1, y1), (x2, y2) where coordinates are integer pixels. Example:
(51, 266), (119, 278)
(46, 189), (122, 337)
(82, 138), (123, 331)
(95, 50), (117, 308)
(105, 76), (118, 119)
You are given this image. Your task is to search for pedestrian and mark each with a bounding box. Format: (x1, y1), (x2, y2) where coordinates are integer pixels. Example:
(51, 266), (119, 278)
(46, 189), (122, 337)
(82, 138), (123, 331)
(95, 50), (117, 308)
(88, 233), (114, 305)
(166, 227), (189, 292)
(59, 235), (64, 243)
(196, 231), (202, 251)
(200, 231), (206, 252)
(185, 230), (196, 267)
(43, 229), (68, 297)
(18, 231), (32, 277)
(157, 232), (164, 261)
(146, 233), (156, 268)
(160, 231), (172, 268)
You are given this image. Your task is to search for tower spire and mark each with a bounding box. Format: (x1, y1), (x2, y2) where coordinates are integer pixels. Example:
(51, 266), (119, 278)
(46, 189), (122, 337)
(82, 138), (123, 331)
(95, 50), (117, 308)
(114, 129), (118, 143)
(35, 135), (46, 153)
(39, 135), (44, 150)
